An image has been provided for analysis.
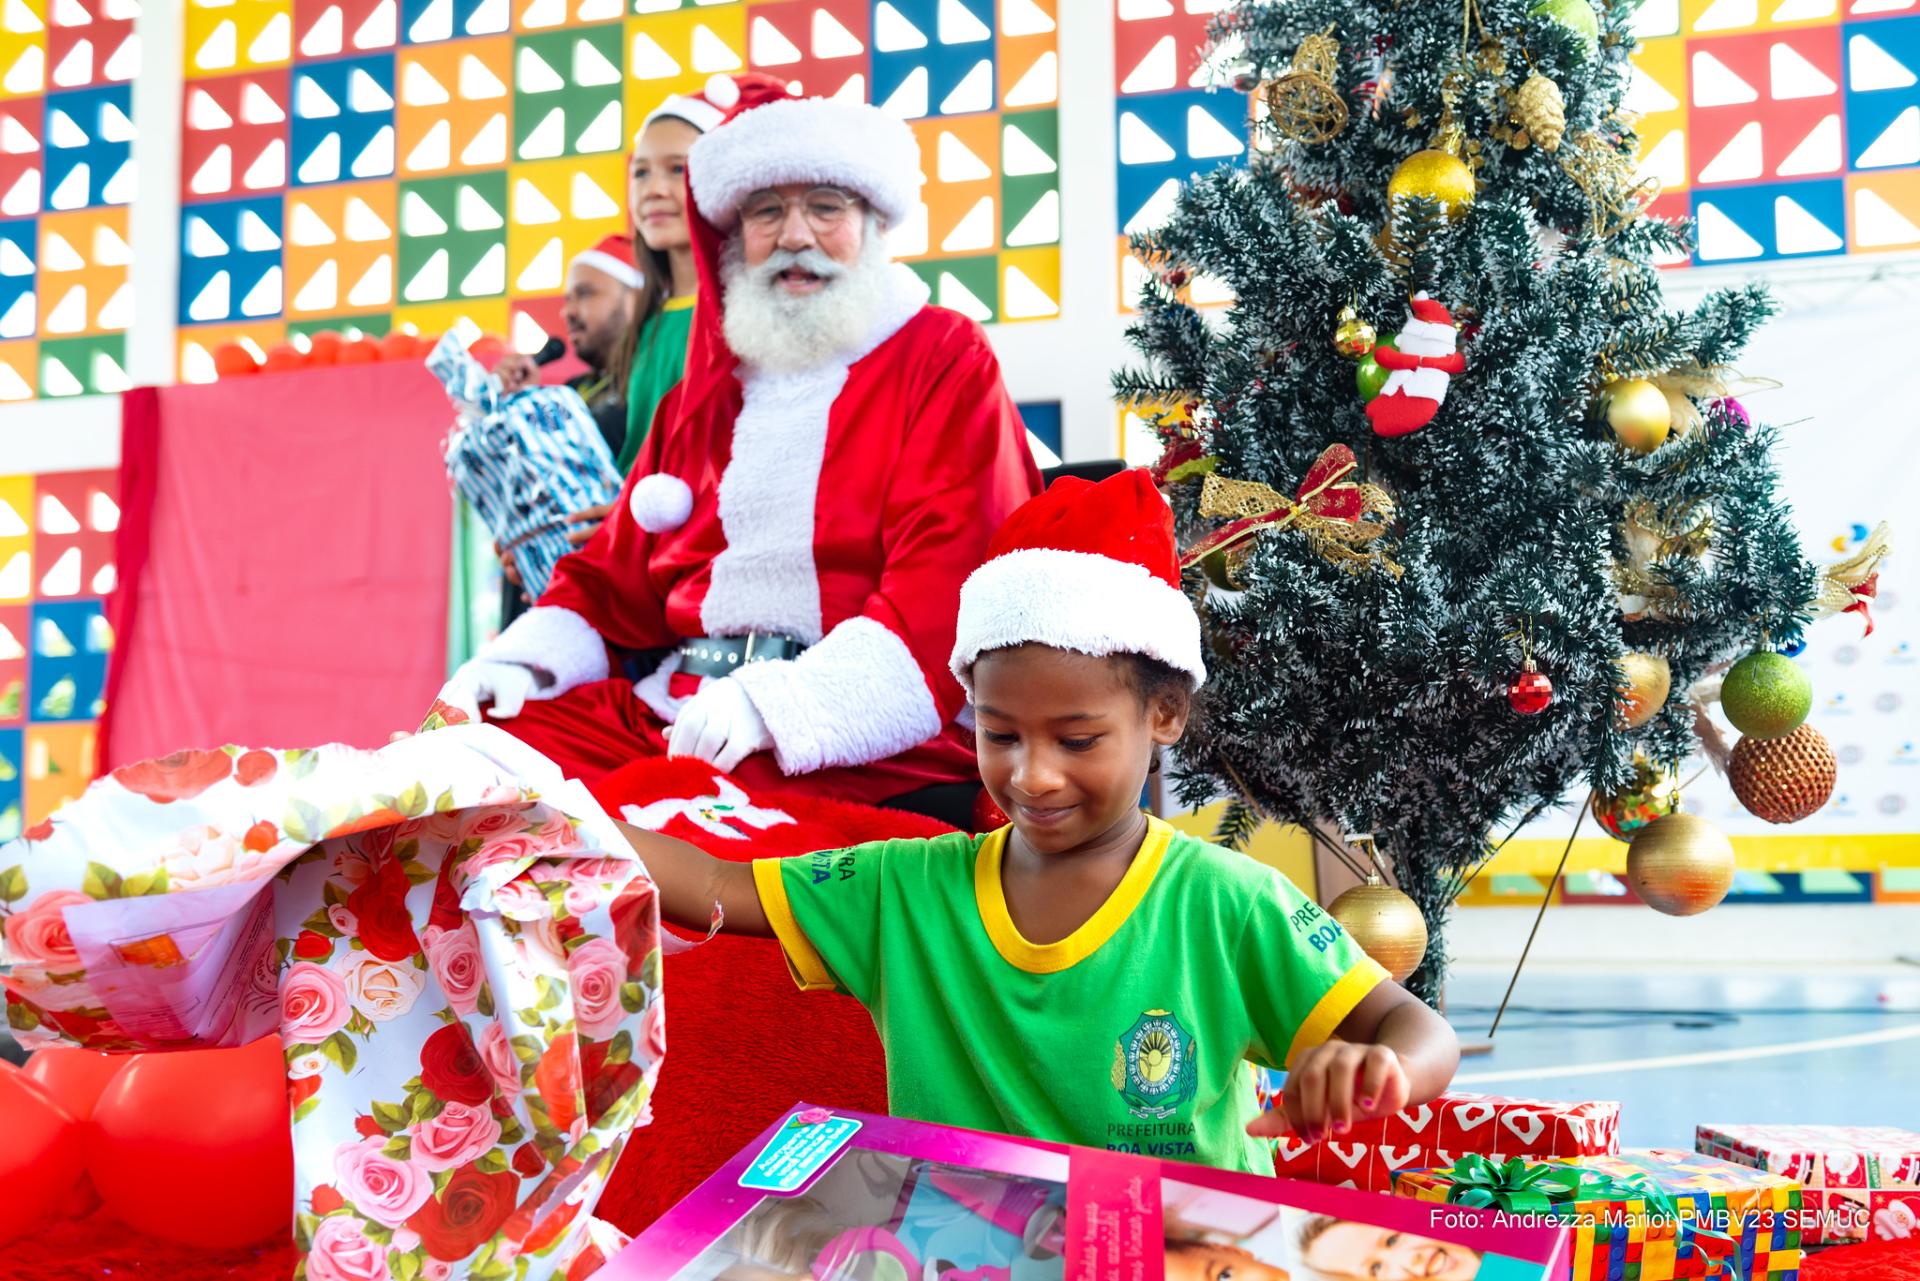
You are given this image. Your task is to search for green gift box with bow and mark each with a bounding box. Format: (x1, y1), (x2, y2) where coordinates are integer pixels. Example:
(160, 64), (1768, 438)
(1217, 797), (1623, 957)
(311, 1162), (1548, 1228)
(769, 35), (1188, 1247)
(1394, 1149), (1802, 1280)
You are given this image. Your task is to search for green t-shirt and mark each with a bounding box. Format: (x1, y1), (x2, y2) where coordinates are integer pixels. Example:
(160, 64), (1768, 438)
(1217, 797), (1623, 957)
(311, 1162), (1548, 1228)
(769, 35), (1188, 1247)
(752, 817), (1389, 1173)
(617, 295), (695, 475)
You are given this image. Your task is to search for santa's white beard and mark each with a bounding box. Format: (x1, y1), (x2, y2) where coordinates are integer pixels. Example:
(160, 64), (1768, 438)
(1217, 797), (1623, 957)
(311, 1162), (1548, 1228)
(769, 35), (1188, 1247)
(719, 216), (895, 373)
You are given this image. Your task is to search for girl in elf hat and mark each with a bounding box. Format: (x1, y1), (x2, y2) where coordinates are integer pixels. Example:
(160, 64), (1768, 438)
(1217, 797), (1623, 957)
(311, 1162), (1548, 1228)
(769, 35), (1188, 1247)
(620, 469), (1460, 1171)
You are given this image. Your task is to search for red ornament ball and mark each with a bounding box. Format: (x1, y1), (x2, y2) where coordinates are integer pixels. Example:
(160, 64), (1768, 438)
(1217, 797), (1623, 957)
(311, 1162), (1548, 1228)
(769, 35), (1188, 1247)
(1508, 665), (1554, 715)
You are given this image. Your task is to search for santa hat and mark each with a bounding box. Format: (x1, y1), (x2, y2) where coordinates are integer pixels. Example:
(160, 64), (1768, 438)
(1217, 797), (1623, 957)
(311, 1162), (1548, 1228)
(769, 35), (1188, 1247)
(570, 234), (642, 290)
(687, 72), (923, 230)
(949, 469), (1206, 693)
(638, 86), (727, 138)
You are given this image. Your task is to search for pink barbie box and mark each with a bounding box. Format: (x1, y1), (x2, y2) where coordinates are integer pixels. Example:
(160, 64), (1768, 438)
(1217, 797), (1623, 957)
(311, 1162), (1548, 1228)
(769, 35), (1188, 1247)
(608, 1105), (1571, 1281)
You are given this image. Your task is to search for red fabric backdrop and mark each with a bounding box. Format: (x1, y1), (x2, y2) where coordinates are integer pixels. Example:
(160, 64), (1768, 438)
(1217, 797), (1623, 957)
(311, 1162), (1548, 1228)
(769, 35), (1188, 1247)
(101, 365), (455, 766)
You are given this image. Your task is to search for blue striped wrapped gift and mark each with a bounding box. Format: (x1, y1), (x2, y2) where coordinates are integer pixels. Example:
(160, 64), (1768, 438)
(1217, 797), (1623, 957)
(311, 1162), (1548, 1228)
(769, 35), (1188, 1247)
(428, 332), (624, 604)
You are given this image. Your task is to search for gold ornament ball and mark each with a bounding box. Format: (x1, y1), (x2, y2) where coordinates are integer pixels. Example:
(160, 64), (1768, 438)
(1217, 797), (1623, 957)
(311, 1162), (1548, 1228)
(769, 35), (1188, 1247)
(1388, 148), (1476, 219)
(1591, 753), (1681, 842)
(1603, 378), (1673, 454)
(1615, 652), (1672, 729)
(1327, 878), (1428, 983)
(1626, 812), (1736, 916)
(1333, 306), (1377, 358)
(1729, 723), (1837, 824)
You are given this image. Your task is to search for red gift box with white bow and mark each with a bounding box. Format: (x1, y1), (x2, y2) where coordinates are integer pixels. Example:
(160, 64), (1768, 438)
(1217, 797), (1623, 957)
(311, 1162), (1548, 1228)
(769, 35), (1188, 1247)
(1254, 1086), (1622, 1193)
(1696, 1123), (1920, 1246)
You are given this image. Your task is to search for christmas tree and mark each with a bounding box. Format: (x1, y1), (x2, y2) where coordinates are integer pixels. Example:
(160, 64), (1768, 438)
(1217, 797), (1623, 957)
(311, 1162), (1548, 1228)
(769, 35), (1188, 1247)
(1116, 0), (1876, 1001)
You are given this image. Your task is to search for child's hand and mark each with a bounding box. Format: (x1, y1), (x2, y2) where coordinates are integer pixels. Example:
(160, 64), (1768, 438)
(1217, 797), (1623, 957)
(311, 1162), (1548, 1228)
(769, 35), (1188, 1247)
(1245, 1042), (1409, 1143)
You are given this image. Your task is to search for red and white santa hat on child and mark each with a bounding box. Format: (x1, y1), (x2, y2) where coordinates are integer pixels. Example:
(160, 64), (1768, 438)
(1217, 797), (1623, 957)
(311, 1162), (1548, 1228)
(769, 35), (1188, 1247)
(570, 234), (642, 290)
(949, 469), (1207, 694)
(639, 84), (728, 137)
(685, 72), (923, 230)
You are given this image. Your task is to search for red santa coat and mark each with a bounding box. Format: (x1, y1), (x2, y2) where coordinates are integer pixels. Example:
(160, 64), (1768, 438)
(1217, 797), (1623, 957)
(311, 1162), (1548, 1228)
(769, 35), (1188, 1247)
(481, 240), (1039, 801)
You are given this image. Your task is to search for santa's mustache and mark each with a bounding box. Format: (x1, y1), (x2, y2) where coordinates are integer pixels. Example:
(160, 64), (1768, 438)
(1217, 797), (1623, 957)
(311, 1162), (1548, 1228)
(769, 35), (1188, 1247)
(745, 247), (845, 289)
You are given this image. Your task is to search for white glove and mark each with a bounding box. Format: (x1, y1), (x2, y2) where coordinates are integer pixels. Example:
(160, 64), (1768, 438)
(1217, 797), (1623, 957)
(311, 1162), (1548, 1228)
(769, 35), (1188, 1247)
(437, 659), (541, 721)
(666, 677), (774, 774)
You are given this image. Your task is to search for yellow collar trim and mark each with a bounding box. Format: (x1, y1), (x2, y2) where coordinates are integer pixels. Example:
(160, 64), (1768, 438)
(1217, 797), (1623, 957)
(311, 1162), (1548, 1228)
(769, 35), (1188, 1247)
(662, 295), (696, 312)
(974, 816), (1172, 974)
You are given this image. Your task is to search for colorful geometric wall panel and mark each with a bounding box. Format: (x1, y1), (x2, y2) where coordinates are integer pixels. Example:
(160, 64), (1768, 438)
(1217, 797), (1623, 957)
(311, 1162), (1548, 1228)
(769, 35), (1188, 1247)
(42, 83), (131, 208)
(296, 0), (402, 59)
(285, 179), (396, 314)
(513, 26), (623, 159)
(620, 7), (747, 110)
(0, 216), (32, 340)
(0, 0), (48, 103)
(180, 194), (286, 323)
(871, 0), (996, 118)
(0, 468), (116, 827)
(47, 0), (140, 91)
(395, 36), (510, 176)
(1630, 4), (1920, 261)
(1114, 0), (1212, 98)
(290, 51), (396, 184)
(745, 0), (868, 99)
(181, 0), (1060, 359)
(1114, 86), (1248, 236)
(0, 98), (42, 217)
(398, 169), (505, 302)
(186, 0), (296, 76)
(183, 70), (292, 200)
(35, 206), (128, 337)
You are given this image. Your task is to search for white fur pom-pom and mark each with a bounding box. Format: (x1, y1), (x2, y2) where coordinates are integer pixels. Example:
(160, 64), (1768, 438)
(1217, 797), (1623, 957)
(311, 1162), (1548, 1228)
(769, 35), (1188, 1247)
(704, 73), (740, 110)
(630, 473), (695, 534)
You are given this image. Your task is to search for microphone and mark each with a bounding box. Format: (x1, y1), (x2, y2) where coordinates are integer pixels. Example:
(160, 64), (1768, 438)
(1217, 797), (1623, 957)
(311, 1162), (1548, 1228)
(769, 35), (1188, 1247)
(532, 336), (566, 365)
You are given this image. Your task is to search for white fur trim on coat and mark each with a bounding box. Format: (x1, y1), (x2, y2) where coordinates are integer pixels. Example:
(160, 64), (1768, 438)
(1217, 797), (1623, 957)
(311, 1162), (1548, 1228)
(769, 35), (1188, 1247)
(700, 266), (928, 642)
(477, 605), (609, 699)
(1397, 318), (1456, 353)
(689, 97), (923, 229)
(949, 549), (1207, 693)
(731, 616), (942, 773)
(630, 472), (695, 533)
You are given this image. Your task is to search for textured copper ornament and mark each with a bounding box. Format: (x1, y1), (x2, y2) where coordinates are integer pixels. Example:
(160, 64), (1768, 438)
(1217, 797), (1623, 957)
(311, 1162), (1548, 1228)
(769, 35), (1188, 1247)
(1729, 723), (1837, 824)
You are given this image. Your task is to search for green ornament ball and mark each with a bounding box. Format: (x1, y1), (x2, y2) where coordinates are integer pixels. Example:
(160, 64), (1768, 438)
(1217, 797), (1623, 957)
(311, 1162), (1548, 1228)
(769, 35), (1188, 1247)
(1357, 332), (1398, 401)
(1530, 0), (1600, 56)
(1721, 651), (1813, 740)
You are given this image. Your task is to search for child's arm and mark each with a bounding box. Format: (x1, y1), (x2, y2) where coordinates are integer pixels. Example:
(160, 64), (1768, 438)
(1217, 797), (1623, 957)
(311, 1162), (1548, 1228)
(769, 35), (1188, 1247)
(1247, 984), (1459, 1142)
(615, 819), (775, 937)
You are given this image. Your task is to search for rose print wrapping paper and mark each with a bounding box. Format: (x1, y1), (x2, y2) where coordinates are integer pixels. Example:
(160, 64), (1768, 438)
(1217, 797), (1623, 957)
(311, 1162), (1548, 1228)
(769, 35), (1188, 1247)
(0, 724), (662, 1281)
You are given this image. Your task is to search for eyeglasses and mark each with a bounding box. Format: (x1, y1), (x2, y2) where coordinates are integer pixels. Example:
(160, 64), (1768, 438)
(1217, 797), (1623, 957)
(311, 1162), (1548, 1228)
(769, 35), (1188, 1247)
(739, 186), (861, 232)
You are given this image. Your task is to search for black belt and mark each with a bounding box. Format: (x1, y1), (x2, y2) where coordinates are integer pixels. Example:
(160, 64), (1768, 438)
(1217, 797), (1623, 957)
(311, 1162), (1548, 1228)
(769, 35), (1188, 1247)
(677, 633), (806, 678)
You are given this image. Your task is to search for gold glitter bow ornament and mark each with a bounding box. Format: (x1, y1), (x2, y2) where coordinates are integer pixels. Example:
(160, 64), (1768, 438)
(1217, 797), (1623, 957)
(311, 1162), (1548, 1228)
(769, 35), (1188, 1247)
(1180, 444), (1403, 577)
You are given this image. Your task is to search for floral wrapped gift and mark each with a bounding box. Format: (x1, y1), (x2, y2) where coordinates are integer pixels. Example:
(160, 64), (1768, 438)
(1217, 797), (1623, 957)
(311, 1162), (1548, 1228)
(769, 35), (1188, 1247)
(0, 724), (665, 1281)
(1254, 1075), (1620, 1192)
(1394, 1149), (1803, 1280)
(1697, 1124), (1920, 1246)
(429, 332), (624, 603)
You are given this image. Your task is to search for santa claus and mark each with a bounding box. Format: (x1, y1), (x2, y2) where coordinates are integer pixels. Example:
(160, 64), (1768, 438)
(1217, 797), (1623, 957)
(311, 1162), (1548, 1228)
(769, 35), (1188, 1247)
(438, 74), (1041, 803)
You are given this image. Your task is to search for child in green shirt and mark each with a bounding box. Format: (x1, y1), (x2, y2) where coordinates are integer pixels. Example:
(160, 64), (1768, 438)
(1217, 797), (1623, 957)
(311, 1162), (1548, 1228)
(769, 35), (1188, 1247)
(621, 468), (1459, 1172)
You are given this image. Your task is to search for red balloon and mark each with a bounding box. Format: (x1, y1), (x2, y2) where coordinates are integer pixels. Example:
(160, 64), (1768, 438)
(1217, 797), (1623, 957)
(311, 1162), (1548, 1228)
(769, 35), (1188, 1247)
(0, 1062), (87, 1246)
(89, 1036), (293, 1249)
(24, 1046), (133, 1122)
(211, 341), (260, 378)
(467, 335), (507, 365)
(337, 336), (381, 364)
(306, 330), (344, 366)
(377, 330), (422, 361)
(262, 342), (306, 373)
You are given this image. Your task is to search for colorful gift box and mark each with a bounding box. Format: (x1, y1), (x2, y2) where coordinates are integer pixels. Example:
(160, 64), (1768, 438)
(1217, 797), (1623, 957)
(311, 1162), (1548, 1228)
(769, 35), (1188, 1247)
(1395, 1149), (1804, 1281)
(1254, 1074), (1622, 1193)
(615, 1103), (1574, 1280)
(1697, 1123), (1920, 1246)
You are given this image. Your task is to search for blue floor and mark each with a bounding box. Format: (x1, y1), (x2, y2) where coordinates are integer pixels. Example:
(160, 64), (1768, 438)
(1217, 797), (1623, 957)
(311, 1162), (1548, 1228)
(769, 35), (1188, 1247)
(1439, 964), (1920, 1147)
